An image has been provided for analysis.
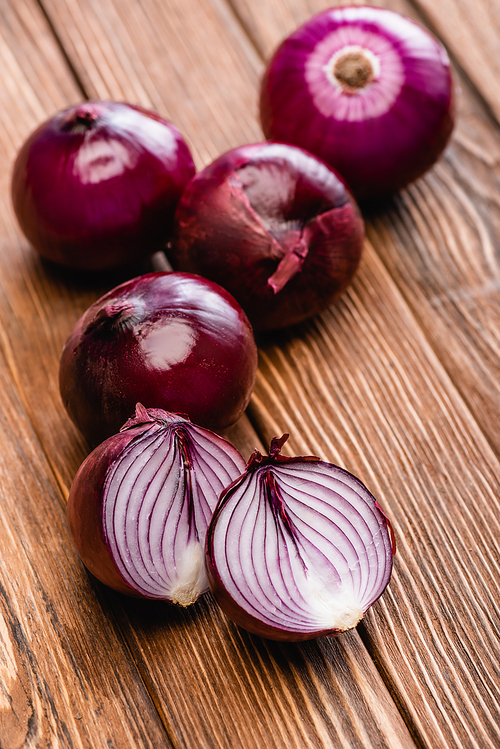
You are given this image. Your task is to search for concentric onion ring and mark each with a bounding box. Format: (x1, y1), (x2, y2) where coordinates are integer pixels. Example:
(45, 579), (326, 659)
(206, 435), (395, 640)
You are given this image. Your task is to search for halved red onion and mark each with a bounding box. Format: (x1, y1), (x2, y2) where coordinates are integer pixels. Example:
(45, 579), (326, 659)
(59, 271), (258, 445)
(169, 142), (364, 330)
(12, 101), (195, 270)
(260, 7), (455, 200)
(67, 404), (246, 603)
(206, 436), (395, 641)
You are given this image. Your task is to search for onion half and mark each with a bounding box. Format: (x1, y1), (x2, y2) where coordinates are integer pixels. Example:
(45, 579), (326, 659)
(59, 271), (258, 445)
(260, 6), (455, 199)
(206, 436), (395, 641)
(67, 405), (247, 603)
(170, 142), (364, 330)
(12, 101), (195, 270)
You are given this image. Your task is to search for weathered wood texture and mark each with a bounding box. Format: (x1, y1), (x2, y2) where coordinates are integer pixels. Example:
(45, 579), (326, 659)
(412, 0), (500, 125)
(0, 0), (417, 747)
(27, 0), (499, 747)
(0, 2), (175, 746)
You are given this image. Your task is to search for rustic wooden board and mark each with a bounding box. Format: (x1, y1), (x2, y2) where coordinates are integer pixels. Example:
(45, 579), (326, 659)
(0, 392), (171, 748)
(0, 0), (418, 747)
(222, 0), (500, 744)
(29, 0), (500, 746)
(0, 2), (186, 746)
(251, 244), (500, 748)
(231, 0), (500, 457)
(412, 0), (500, 126)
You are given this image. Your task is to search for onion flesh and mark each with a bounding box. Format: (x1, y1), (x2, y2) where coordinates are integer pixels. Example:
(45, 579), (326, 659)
(260, 6), (455, 199)
(206, 435), (395, 641)
(67, 404), (247, 603)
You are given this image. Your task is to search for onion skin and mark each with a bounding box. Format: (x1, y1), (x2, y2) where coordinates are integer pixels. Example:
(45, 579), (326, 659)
(260, 7), (455, 200)
(169, 142), (364, 331)
(11, 101), (195, 270)
(67, 405), (247, 601)
(59, 272), (258, 445)
(206, 435), (395, 642)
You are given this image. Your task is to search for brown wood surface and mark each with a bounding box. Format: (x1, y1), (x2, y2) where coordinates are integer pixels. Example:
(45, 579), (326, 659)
(0, 0), (499, 747)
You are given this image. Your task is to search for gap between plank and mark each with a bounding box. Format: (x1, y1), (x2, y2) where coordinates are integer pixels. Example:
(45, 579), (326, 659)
(35, 0), (89, 100)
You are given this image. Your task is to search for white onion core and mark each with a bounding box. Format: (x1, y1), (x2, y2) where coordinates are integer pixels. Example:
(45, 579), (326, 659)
(306, 31), (404, 121)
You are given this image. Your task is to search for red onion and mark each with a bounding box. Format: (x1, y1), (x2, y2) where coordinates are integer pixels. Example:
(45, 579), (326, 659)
(59, 271), (258, 445)
(11, 101), (195, 270)
(67, 405), (246, 603)
(260, 7), (455, 200)
(169, 142), (364, 330)
(206, 435), (395, 641)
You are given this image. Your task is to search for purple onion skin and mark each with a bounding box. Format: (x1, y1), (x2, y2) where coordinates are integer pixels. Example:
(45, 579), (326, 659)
(169, 142), (364, 331)
(260, 7), (455, 200)
(206, 436), (395, 642)
(59, 272), (258, 445)
(11, 101), (195, 270)
(67, 405), (247, 600)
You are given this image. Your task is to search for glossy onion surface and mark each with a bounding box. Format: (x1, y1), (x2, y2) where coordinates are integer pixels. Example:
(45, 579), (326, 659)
(170, 142), (364, 330)
(260, 6), (455, 199)
(67, 405), (246, 602)
(59, 272), (258, 444)
(12, 101), (195, 270)
(206, 436), (395, 641)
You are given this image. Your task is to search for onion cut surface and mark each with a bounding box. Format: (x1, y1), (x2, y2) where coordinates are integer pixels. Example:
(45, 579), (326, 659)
(206, 436), (395, 640)
(67, 405), (246, 604)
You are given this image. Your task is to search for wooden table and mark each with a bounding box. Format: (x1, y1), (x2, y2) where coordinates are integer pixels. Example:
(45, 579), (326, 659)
(1, 0), (499, 746)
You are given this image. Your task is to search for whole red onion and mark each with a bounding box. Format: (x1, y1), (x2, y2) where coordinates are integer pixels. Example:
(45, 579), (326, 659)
(206, 435), (395, 641)
(11, 101), (195, 270)
(169, 142), (364, 330)
(59, 272), (258, 445)
(67, 405), (246, 603)
(260, 7), (455, 200)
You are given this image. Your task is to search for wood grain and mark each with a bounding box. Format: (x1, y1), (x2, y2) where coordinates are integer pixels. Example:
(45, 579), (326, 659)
(0, 336), (169, 746)
(227, 0), (500, 454)
(223, 0), (500, 743)
(0, 1), (417, 746)
(36, 0), (263, 166)
(250, 243), (500, 748)
(2, 0), (500, 746)
(411, 0), (500, 125)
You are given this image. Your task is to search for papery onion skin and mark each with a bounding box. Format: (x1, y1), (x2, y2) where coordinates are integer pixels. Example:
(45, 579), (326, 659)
(206, 436), (395, 641)
(59, 271), (258, 445)
(169, 142), (364, 330)
(12, 101), (195, 270)
(67, 405), (247, 601)
(260, 7), (455, 200)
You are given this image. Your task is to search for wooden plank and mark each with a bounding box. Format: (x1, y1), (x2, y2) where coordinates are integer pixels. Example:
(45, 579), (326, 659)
(31, 0), (500, 746)
(411, 0), (500, 126)
(230, 0), (500, 461)
(114, 595), (416, 749)
(0, 331), (169, 746)
(0, 2), (189, 746)
(250, 243), (500, 748)
(0, 0), (414, 749)
(0, 1), (422, 749)
(34, 0), (263, 166)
